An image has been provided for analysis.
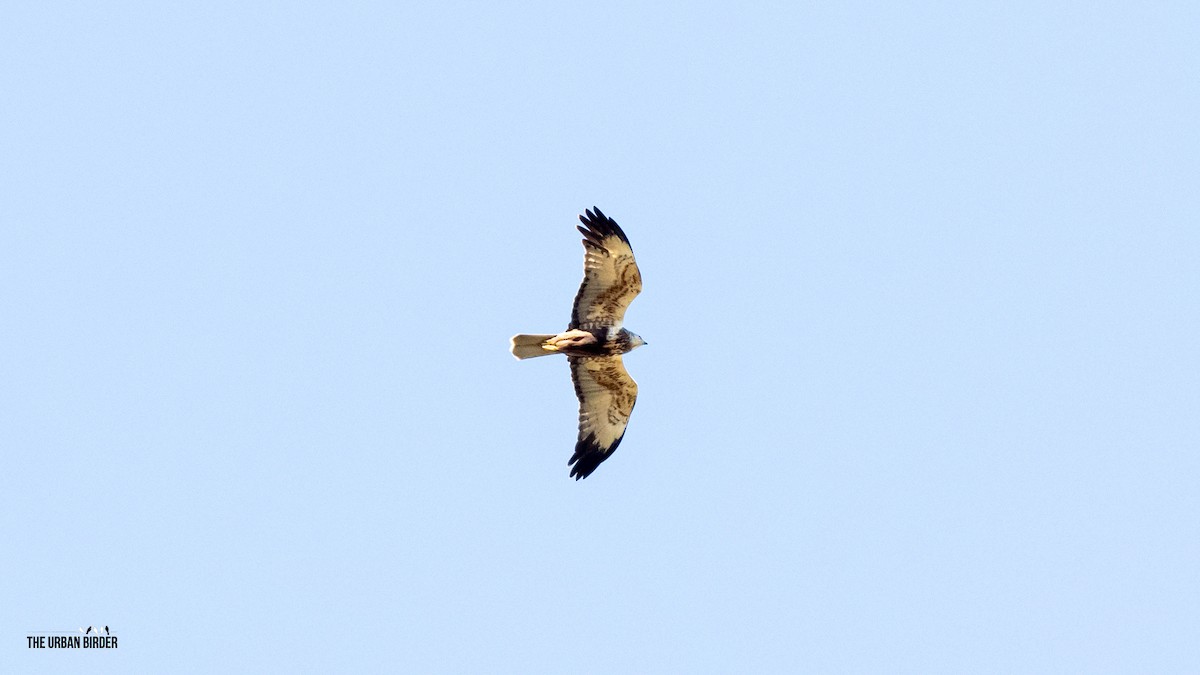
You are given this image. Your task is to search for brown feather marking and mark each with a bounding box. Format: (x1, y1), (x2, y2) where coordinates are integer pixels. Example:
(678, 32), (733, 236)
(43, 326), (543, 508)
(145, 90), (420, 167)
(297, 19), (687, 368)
(586, 358), (636, 426)
(585, 253), (640, 325)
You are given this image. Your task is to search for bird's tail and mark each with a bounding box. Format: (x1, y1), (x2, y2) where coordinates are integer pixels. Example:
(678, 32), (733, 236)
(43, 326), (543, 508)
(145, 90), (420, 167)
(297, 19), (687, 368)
(510, 334), (557, 360)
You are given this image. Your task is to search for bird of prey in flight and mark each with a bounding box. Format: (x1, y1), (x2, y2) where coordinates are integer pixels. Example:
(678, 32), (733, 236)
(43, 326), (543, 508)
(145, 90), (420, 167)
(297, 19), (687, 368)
(511, 207), (646, 479)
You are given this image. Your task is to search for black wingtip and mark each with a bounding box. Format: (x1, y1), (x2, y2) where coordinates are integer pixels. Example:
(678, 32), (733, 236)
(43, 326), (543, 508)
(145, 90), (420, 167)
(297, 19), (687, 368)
(567, 432), (625, 480)
(577, 206), (630, 245)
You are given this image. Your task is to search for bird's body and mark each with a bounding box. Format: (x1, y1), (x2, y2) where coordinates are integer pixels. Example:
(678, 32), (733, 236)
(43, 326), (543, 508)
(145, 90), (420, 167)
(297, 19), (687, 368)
(511, 207), (646, 479)
(511, 327), (644, 359)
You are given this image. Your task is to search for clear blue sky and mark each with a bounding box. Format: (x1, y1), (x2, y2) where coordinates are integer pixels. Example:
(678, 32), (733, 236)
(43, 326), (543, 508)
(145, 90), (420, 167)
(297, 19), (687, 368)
(3, 2), (1198, 672)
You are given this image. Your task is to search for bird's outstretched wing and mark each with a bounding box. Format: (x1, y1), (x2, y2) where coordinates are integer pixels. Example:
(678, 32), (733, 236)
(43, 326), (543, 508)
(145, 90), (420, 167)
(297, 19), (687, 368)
(568, 355), (638, 479)
(570, 207), (642, 330)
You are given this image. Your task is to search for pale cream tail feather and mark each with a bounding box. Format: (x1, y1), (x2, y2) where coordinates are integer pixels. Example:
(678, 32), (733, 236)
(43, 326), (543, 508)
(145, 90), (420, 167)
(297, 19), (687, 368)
(510, 334), (557, 360)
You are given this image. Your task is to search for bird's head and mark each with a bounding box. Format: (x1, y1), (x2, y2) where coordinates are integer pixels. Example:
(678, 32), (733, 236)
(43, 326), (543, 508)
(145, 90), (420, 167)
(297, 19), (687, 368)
(628, 332), (647, 351)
